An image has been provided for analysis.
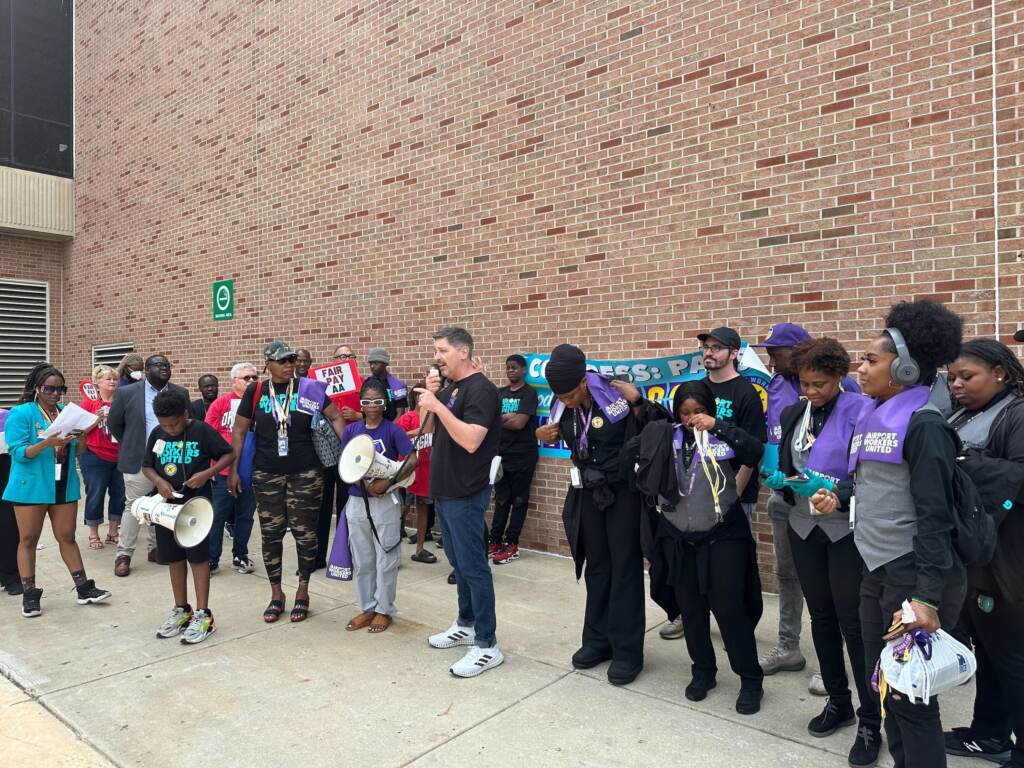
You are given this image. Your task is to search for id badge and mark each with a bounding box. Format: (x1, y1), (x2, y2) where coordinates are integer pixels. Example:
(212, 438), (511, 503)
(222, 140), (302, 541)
(55, 462), (63, 481)
(848, 496), (856, 531)
(570, 467), (583, 489)
(277, 428), (289, 457)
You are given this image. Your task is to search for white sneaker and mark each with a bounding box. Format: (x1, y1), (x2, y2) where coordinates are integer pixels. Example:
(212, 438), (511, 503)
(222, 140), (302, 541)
(808, 672), (828, 696)
(428, 621), (476, 649)
(450, 645), (504, 678)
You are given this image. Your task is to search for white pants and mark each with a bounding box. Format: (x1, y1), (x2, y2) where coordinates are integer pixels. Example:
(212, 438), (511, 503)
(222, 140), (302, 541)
(117, 470), (156, 558)
(345, 493), (402, 616)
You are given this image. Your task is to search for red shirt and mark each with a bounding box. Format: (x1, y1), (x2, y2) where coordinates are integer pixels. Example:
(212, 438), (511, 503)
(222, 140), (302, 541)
(205, 392), (242, 476)
(81, 398), (119, 463)
(394, 410), (432, 497)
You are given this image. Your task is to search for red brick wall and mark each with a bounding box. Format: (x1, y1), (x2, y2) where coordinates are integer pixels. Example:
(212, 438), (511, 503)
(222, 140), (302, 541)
(0, 233), (67, 372)
(66, 0), (1024, 585)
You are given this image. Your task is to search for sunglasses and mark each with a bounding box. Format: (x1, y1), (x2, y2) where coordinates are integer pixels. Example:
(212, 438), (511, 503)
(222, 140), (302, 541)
(38, 385), (68, 395)
(334, 354), (356, 361)
(359, 398), (386, 407)
(238, 375), (259, 382)
(271, 355), (298, 364)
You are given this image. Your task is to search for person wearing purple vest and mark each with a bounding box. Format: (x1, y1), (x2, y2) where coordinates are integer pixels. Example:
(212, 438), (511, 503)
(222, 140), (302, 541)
(754, 323), (861, 684)
(229, 340), (347, 624)
(845, 300), (965, 768)
(766, 338), (878, 766)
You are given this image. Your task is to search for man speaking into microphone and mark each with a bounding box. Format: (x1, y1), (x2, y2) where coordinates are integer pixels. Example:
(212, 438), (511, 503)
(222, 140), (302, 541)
(415, 327), (504, 678)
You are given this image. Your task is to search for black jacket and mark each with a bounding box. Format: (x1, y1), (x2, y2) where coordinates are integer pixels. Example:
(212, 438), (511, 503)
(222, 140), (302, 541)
(959, 397), (1024, 603)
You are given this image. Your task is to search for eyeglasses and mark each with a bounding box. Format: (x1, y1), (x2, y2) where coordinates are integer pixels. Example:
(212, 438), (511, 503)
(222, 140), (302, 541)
(359, 398), (386, 407)
(147, 361), (171, 370)
(238, 375), (259, 382)
(271, 355), (298, 364)
(701, 345), (732, 355)
(334, 354), (356, 361)
(38, 385), (68, 395)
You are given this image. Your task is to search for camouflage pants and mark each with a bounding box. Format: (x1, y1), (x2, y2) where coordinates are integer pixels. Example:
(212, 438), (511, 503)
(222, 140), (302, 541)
(252, 468), (323, 585)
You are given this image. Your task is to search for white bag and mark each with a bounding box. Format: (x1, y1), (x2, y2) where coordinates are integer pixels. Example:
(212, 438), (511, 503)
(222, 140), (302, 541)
(879, 627), (976, 705)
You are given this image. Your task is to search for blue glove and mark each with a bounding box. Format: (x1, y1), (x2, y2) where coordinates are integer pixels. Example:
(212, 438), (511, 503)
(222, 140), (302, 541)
(759, 442), (780, 475)
(785, 469), (834, 498)
(762, 470), (787, 490)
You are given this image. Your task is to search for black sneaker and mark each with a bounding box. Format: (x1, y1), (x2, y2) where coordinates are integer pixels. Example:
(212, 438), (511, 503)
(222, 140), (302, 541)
(210, 562), (220, 575)
(735, 687), (763, 715)
(225, 523), (234, 539)
(22, 587), (43, 617)
(4, 579), (23, 597)
(75, 580), (111, 605)
(684, 675), (717, 702)
(808, 698), (856, 738)
(607, 659), (642, 686)
(944, 727), (1012, 763)
(848, 724), (881, 767)
(446, 570), (456, 585)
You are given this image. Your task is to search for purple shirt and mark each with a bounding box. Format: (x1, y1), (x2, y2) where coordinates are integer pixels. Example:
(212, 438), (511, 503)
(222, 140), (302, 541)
(340, 419), (413, 497)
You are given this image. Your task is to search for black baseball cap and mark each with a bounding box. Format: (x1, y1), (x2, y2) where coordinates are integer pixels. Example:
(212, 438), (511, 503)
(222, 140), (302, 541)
(697, 326), (741, 349)
(1014, 329), (1024, 343)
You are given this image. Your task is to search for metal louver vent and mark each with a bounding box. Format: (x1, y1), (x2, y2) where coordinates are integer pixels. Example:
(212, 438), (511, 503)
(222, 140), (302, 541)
(92, 342), (134, 369)
(0, 280), (49, 408)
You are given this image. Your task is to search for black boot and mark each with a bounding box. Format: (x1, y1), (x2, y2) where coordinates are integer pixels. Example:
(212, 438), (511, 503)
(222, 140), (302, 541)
(571, 646), (612, 670)
(848, 723), (881, 767)
(807, 698), (856, 737)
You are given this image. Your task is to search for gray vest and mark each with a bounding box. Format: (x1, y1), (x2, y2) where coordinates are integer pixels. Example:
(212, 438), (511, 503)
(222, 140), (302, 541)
(852, 457), (917, 571)
(789, 423), (853, 543)
(661, 448), (738, 534)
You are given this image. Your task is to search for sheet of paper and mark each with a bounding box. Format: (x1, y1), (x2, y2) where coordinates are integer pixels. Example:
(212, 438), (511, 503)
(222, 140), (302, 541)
(39, 402), (99, 438)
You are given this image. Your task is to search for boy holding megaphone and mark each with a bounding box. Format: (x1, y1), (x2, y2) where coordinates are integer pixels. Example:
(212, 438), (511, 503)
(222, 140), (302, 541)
(142, 389), (234, 644)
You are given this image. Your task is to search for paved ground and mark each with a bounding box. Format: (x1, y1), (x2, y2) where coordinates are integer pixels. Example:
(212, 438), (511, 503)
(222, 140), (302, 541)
(0, 520), (984, 768)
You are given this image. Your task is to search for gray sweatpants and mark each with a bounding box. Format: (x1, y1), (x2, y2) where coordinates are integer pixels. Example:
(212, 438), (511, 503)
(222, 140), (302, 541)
(345, 493), (402, 616)
(117, 470), (156, 559)
(767, 493), (804, 651)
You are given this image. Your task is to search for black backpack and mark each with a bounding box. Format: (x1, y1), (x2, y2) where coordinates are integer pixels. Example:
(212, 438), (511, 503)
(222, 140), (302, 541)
(948, 462), (997, 567)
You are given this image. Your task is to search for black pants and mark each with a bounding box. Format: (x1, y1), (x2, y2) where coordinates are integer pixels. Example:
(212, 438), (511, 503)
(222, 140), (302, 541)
(963, 587), (1024, 767)
(315, 466), (348, 567)
(579, 484), (646, 669)
(672, 537), (763, 690)
(489, 463), (536, 545)
(860, 566), (967, 768)
(0, 456), (19, 585)
(789, 526), (878, 727)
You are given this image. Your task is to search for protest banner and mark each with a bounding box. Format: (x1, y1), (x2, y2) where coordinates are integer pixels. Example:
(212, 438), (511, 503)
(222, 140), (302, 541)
(525, 346), (771, 458)
(310, 361), (362, 417)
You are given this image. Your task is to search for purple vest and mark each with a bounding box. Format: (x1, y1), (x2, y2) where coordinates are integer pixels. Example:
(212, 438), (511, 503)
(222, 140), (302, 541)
(798, 392), (872, 484)
(550, 372), (631, 425)
(847, 386), (930, 473)
(767, 375), (801, 445)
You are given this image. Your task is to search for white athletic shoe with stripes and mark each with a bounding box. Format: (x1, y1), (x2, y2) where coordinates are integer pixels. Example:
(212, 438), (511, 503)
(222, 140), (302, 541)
(450, 645), (504, 678)
(428, 620), (476, 649)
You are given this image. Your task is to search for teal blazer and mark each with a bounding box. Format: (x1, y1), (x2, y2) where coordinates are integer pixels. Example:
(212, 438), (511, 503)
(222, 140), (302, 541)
(2, 401), (81, 504)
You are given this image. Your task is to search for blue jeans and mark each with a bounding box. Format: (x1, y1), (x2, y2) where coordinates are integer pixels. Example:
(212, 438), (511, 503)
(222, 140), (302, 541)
(437, 485), (497, 648)
(79, 449), (125, 526)
(209, 474), (256, 565)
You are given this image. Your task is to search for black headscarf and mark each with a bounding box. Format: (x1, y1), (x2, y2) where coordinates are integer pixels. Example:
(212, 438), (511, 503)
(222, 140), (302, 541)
(546, 344), (587, 395)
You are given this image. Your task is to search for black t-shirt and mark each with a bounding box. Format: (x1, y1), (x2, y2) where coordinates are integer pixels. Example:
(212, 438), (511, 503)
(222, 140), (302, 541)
(499, 384), (539, 469)
(237, 380), (328, 474)
(558, 400), (629, 481)
(143, 420), (231, 501)
(705, 375), (767, 503)
(429, 372), (502, 500)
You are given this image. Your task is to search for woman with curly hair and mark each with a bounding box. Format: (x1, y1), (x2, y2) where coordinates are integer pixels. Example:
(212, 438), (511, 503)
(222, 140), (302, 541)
(763, 338), (875, 763)
(839, 300), (965, 767)
(942, 339), (1024, 766)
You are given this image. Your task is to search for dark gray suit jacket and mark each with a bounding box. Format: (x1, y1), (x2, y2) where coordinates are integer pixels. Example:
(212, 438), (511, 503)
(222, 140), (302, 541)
(107, 380), (190, 474)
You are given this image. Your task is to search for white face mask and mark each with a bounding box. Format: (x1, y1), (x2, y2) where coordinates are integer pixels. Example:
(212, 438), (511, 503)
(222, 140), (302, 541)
(129, 370), (143, 381)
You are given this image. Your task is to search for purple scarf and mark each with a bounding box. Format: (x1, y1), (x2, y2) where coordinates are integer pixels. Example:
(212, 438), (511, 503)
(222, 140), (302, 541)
(847, 386), (930, 473)
(673, 423), (735, 460)
(550, 372), (631, 425)
(799, 392), (872, 484)
(767, 375), (801, 445)
(295, 377), (328, 418)
(386, 373), (408, 402)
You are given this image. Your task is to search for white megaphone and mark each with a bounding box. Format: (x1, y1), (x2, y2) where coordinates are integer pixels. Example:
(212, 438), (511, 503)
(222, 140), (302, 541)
(338, 433), (414, 489)
(131, 495), (214, 548)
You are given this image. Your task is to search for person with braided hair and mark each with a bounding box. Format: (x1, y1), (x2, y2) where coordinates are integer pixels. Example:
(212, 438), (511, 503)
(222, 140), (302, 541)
(2, 364), (112, 618)
(943, 338), (1024, 768)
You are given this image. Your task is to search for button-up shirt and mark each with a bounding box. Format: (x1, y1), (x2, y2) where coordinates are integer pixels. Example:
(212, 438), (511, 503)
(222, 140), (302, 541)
(144, 381), (165, 439)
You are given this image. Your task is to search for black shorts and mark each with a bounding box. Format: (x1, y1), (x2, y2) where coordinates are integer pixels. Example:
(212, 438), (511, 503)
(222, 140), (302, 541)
(154, 524), (210, 565)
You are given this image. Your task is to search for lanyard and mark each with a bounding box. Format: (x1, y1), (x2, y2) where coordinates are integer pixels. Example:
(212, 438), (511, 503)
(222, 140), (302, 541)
(575, 402), (594, 456)
(267, 379), (294, 431)
(693, 429), (727, 520)
(794, 401), (817, 453)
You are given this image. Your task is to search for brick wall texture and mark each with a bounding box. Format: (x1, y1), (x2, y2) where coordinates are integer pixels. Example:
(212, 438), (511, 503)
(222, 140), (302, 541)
(3, 0), (1023, 587)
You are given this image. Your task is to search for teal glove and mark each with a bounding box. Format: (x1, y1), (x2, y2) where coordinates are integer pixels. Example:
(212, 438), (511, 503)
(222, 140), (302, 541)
(785, 469), (834, 498)
(760, 442), (780, 475)
(762, 470), (786, 490)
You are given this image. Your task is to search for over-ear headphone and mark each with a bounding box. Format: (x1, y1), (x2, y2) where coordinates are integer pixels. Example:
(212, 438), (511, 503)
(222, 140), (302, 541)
(885, 327), (920, 386)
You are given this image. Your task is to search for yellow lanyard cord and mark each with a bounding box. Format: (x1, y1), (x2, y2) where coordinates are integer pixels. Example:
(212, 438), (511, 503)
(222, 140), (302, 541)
(694, 429), (727, 521)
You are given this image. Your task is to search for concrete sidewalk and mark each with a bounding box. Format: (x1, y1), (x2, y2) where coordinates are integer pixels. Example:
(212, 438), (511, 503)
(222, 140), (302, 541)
(0, 522), (983, 768)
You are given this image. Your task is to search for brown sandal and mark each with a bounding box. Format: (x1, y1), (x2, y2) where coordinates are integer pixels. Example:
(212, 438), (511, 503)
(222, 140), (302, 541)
(88, 535), (104, 550)
(346, 610), (375, 631)
(368, 613), (392, 634)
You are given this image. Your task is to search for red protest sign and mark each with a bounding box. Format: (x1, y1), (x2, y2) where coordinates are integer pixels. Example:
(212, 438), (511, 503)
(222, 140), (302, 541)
(80, 380), (99, 401)
(310, 361), (362, 419)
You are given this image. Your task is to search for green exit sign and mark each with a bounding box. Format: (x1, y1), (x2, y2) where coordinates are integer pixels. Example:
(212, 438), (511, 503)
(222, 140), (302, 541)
(213, 279), (234, 321)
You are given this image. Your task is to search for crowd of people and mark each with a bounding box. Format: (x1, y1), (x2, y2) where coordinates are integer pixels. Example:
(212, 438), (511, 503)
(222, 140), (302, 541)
(0, 304), (1021, 768)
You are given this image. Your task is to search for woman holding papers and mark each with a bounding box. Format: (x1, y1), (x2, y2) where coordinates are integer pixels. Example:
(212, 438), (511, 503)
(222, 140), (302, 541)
(2, 364), (111, 618)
